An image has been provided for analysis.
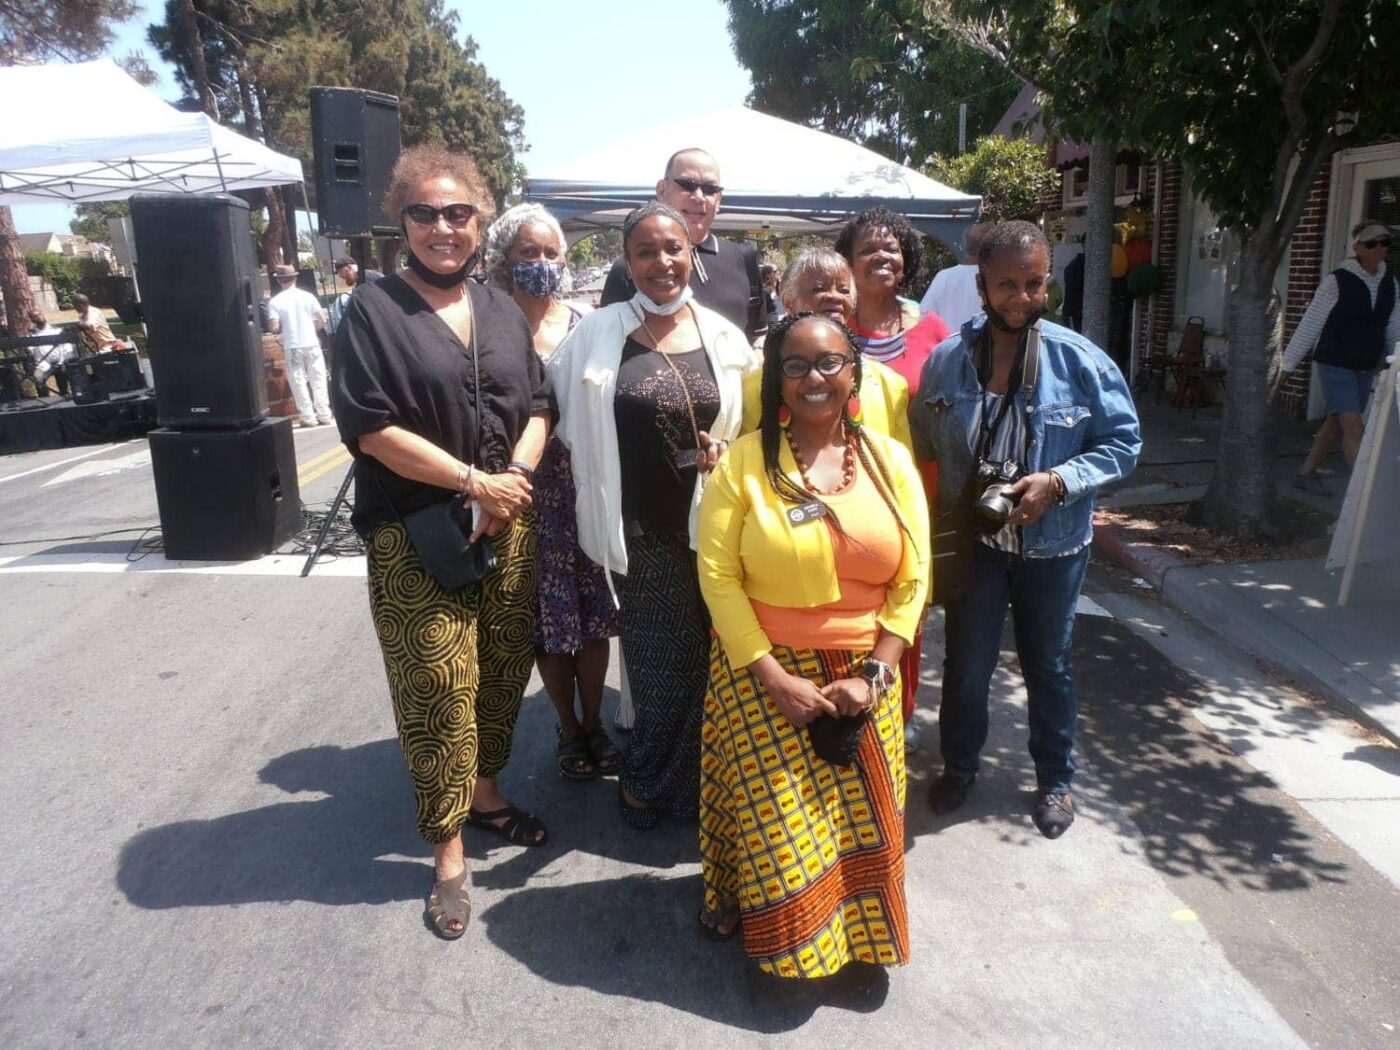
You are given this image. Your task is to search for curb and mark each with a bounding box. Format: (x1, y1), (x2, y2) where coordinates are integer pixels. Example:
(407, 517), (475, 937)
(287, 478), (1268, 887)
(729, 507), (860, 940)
(1091, 515), (1400, 746)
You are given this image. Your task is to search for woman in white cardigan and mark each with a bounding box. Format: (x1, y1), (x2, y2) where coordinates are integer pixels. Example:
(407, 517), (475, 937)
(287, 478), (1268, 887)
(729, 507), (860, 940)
(549, 202), (759, 828)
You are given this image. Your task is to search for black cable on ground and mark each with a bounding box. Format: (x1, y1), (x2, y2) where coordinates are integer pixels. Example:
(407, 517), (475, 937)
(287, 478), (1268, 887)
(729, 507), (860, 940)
(278, 500), (365, 560)
(0, 526), (157, 547)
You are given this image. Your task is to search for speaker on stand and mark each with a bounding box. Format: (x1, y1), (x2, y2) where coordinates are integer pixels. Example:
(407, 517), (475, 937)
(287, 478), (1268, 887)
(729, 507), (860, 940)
(310, 88), (402, 240)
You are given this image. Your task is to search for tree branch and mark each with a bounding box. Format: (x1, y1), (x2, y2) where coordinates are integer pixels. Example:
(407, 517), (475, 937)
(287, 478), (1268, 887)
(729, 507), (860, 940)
(1280, 0), (1342, 133)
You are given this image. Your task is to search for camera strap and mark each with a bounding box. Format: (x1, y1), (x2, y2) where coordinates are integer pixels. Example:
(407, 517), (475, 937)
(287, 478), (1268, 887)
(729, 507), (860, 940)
(974, 323), (1041, 464)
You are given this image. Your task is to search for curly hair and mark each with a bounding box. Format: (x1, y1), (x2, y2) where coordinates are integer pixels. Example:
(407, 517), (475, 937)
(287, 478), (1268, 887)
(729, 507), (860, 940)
(779, 247), (855, 313)
(759, 312), (907, 539)
(834, 206), (924, 294)
(382, 143), (495, 229)
(484, 203), (572, 295)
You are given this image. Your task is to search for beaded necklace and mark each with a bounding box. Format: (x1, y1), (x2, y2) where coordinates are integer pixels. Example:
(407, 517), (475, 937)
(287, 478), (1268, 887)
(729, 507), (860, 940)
(786, 422), (855, 495)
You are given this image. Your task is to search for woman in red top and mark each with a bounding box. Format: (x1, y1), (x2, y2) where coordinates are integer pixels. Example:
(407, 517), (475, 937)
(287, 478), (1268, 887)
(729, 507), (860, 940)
(836, 207), (950, 748)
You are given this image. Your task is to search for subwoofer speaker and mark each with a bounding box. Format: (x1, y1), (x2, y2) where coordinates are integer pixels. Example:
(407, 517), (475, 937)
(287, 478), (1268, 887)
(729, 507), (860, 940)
(148, 418), (301, 561)
(129, 194), (266, 429)
(311, 87), (401, 238)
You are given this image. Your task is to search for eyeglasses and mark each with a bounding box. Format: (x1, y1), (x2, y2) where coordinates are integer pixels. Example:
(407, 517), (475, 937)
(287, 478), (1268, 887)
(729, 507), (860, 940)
(402, 203), (478, 228)
(1360, 237), (1393, 249)
(671, 176), (724, 198)
(779, 353), (854, 379)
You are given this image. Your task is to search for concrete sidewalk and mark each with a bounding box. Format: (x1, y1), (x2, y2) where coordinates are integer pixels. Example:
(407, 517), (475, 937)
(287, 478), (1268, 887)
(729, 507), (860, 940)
(1094, 399), (1400, 745)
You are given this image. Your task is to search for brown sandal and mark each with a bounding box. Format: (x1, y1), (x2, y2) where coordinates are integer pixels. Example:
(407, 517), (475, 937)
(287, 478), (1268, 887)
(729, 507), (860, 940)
(426, 869), (471, 940)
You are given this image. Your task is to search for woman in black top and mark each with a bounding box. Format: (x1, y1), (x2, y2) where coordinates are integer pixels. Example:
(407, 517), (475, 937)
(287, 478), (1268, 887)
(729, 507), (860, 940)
(332, 144), (550, 941)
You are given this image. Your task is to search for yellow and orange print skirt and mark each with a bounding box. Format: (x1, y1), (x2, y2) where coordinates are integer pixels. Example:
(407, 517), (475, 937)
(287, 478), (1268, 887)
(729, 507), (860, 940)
(699, 638), (908, 979)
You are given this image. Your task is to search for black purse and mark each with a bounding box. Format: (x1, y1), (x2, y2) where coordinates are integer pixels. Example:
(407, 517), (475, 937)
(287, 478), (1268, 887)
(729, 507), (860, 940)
(807, 712), (869, 768)
(377, 304), (499, 591)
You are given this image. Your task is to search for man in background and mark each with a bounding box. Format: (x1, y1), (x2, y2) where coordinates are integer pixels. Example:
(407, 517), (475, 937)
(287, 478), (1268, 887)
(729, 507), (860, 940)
(71, 294), (120, 353)
(268, 263), (332, 428)
(920, 222), (988, 331)
(599, 147), (766, 342)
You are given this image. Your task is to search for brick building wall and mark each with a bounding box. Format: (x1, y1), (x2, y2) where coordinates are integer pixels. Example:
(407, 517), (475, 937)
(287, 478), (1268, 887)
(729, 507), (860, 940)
(1277, 168), (1333, 415)
(1132, 163), (1159, 367)
(1148, 160), (1182, 360)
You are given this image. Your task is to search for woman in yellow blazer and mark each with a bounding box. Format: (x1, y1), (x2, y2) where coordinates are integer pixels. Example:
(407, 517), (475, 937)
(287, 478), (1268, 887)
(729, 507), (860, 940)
(695, 312), (930, 979)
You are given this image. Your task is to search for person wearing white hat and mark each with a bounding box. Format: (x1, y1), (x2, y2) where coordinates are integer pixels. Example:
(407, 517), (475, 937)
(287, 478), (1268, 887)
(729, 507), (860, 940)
(267, 263), (332, 427)
(1283, 219), (1399, 490)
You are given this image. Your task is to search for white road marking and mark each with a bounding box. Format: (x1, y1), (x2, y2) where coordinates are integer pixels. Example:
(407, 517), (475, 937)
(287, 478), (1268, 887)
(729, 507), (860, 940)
(0, 443), (124, 485)
(0, 551), (367, 577)
(41, 448), (152, 487)
(1076, 595), (1114, 618)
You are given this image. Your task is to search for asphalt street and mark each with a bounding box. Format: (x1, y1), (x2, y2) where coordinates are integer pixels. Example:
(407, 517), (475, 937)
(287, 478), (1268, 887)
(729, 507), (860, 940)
(0, 435), (1397, 1049)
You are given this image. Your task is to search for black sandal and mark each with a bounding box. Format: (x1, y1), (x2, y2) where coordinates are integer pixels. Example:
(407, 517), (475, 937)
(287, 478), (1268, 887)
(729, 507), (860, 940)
(585, 724), (623, 776)
(426, 869), (471, 940)
(466, 804), (549, 847)
(698, 901), (740, 942)
(557, 729), (597, 781)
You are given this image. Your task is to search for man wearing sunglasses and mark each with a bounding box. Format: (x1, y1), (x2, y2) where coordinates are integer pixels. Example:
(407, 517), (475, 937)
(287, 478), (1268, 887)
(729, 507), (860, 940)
(600, 148), (766, 342)
(1283, 219), (1399, 491)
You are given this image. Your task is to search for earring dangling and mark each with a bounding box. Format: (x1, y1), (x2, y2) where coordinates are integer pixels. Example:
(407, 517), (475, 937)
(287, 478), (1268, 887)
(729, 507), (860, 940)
(845, 395), (862, 425)
(777, 404), (791, 428)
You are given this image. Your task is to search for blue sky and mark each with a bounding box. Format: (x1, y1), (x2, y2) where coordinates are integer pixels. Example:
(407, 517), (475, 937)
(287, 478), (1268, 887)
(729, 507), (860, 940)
(11, 0), (754, 235)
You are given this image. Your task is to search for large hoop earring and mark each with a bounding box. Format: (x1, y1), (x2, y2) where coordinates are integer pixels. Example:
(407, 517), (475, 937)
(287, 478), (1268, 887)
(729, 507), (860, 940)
(846, 395), (863, 425)
(777, 404), (791, 428)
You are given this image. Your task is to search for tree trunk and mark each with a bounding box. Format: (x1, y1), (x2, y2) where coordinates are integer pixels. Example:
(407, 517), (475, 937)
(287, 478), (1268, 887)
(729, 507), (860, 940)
(1195, 242), (1277, 535)
(263, 191), (287, 269)
(280, 185), (300, 265)
(0, 206), (37, 336)
(1081, 139), (1116, 349)
(179, 0), (217, 120)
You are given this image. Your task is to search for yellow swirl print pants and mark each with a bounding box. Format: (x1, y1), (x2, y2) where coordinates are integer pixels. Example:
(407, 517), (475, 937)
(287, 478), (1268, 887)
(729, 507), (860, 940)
(366, 511), (538, 844)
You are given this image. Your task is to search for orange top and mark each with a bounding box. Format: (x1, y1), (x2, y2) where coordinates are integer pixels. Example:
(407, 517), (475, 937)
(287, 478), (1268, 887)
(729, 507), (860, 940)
(751, 462), (903, 650)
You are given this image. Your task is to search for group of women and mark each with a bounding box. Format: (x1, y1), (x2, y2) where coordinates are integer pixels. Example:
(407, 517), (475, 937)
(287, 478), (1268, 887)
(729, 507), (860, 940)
(330, 144), (943, 974)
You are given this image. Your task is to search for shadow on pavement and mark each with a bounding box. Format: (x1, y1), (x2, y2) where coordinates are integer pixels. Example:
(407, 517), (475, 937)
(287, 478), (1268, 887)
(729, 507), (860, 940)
(117, 740), (428, 908)
(1074, 618), (1349, 891)
(478, 870), (888, 1032)
(1342, 743), (1400, 777)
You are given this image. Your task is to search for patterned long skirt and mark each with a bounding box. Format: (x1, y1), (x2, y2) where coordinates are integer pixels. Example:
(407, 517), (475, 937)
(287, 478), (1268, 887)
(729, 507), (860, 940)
(366, 511), (538, 844)
(532, 437), (620, 654)
(699, 639), (909, 979)
(616, 531), (711, 817)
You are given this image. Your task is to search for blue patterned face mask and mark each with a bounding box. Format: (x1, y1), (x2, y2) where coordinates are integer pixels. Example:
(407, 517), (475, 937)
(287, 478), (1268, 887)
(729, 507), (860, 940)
(510, 260), (565, 298)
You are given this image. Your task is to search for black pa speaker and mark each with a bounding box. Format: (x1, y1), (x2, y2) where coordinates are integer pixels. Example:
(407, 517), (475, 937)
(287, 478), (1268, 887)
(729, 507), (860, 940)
(129, 194), (266, 429)
(90, 350), (146, 396)
(311, 87), (401, 238)
(148, 418), (301, 561)
(68, 356), (109, 405)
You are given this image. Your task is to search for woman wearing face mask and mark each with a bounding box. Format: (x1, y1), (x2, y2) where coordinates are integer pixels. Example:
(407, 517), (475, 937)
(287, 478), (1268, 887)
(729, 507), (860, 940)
(694, 312), (928, 968)
(485, 204), (623, 782)
(548, 202), (760, 828)
(332, 146), (552, 941)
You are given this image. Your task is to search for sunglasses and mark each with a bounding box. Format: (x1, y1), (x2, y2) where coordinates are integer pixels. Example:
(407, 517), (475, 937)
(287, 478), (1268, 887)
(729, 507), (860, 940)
(402, 203), (478, 228)
(1361, 237), (1393, 249)
(671, 176), (724, 197)
(780, 353), (854, 379)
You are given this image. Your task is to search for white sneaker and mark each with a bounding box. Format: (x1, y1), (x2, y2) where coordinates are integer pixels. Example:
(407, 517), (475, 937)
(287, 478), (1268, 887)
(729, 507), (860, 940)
(297, 419), (318, 428)
(316, 418), (334, 427)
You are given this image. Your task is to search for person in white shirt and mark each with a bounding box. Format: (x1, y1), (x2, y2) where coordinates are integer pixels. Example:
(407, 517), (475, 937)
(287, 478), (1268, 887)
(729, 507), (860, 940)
(919, 222), (988, 331)
(267, 264), (332, 427)
(1282, 220), (1398, 491)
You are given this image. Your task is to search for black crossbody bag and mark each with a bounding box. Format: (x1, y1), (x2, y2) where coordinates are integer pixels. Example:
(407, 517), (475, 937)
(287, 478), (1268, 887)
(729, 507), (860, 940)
(376, 314), (499, 591)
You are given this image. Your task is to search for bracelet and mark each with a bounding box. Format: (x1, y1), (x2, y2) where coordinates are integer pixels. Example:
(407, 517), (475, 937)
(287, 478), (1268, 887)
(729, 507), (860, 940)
(456, 463), (475, 496)
(858, 658), (897, 700)
(506, 460), (534, 481)
(1049, 470), (1067, 506)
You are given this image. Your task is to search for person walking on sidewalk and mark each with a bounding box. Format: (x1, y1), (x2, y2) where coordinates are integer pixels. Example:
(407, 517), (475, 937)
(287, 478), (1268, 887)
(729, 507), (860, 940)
(1283, 219), (1398, 492)
(269, 264), (332, 428)
(910, 221), (1141, 839)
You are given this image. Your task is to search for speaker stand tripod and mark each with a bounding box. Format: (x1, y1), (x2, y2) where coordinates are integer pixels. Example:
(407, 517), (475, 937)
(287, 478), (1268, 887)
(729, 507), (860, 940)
(301, 463), (356, 578)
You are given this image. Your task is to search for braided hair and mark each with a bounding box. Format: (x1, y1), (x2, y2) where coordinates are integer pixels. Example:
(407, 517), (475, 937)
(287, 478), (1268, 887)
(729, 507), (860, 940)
(759, 312), (911, 540)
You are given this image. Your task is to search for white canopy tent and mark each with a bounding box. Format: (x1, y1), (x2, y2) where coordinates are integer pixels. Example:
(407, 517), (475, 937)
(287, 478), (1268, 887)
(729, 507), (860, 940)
(524, 107), (980, 246)
(0, 59), (303, 204)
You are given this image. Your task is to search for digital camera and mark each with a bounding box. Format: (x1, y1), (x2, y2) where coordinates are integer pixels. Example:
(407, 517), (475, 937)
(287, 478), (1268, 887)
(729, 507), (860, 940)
(971, 459), (1025, 530)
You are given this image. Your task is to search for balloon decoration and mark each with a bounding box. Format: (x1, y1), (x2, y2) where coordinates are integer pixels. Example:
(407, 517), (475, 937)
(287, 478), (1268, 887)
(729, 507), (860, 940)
(1125, 238), (1153, 268)
(1126, 263), (1162, 298)
(1121, 204), (1152, 240)
(1111, 243), (1129, 278)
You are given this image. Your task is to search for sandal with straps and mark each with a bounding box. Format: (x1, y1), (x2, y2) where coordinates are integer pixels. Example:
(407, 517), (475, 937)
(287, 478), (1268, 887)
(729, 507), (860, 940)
(585, 724), (623, 776)
(557, 728), (597, 781)
(426, 868), (471, 940)
(466, 804), (549, 847)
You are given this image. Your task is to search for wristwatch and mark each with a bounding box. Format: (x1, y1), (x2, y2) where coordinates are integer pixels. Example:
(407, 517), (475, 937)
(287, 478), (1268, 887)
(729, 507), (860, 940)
(858, 658), (897, 702)
(506, 460), (534, 481)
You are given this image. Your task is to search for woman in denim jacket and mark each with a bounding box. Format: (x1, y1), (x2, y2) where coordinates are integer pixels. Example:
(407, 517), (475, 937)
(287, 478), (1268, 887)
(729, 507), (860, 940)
(910, 221), (1141, 839)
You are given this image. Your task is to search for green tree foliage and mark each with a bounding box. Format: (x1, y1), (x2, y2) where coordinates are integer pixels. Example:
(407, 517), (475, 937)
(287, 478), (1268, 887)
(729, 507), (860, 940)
(25, 252), (82, 306)
(927, 135), (1059, 223)
(926, 0), (1400, 535)
(723, 0), (1020, 165)
(70, 203), (131, 245)
(0, 0), (137, 62)
(148, 0), (526, 207)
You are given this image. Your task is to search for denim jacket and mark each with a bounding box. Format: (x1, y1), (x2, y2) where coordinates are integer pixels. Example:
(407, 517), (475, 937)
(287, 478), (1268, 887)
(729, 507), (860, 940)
(910, 317), (1141, 558)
